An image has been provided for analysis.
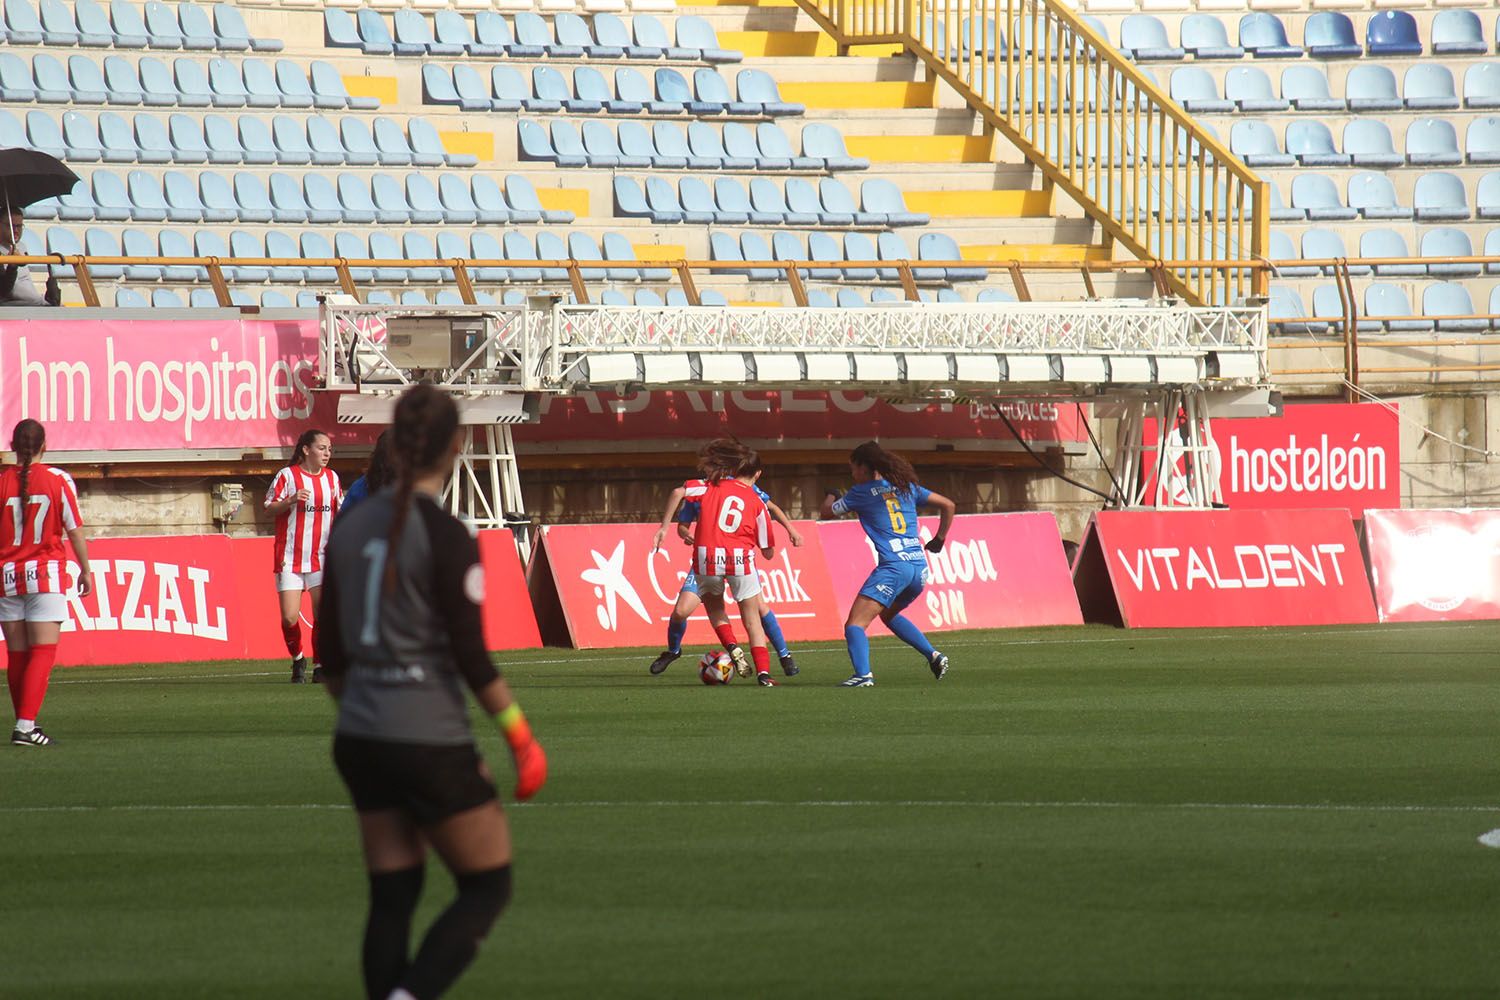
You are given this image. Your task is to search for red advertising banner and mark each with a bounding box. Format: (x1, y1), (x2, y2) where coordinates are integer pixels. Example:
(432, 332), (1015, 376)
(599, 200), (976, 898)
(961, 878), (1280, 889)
(1364, 508), (1500, 622)
(1143, 403), (1400, 514)
(40, 529), (538, 667)
(533, 521), (845, 649)
(817, 513), (1083, 633)
(518, 391), (1085, 447)
(1075, 509), (1376, 628)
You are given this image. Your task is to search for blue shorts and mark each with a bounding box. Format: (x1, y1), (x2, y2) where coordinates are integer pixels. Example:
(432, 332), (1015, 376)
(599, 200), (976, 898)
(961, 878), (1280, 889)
(678, 573), (700, 597)
(857, 560), (928, 610)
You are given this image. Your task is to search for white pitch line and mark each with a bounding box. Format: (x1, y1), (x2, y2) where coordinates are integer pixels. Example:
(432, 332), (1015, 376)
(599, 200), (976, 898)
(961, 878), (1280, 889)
(3, 799), (1496, 816)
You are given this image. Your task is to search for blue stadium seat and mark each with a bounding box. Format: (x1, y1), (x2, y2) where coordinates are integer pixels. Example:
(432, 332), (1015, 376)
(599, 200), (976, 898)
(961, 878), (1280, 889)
(1304, 12), (1360, 59)
(37, 0), (77, 45)
(1485, 228), (1500, 273)
(396, 10), (455, 56)
(709, 230), (748, 277)
(1367, 11), (1422, 57)
(158, 227), (203, 281)
(1421, 228), (1480, 277)
(1432, 9), (1485, 55)
(812, 177), (858, 225)
(918, 232), (984, 281)
(1180, 14), (1241, 59)
(1358, 228), (1419, 276)
(803, 123), (867, 171)
(1225, 66), (1287, 112)
(1120, 14), (1183, 60)
(1286, 120), (1346, 166)
(630, 14), (670, 59)
(83, 228), (123, 276)
(268, 114), (310, 165)
(1334, 124), (1396, 173)
(1269, 230), (1311, 277)
(369, 172), (410, 224)
(684, 121), (732, 168)
(1404, 64), (1459, 111)
(301, 115), (341, 166)
(679, 176), (718, 224)
(1425, 284), (1487, 331)
(313, 60), (372, 110)
(470, 11), (513, 55)
(771, 231), (811, 278)
(338, 118), (379, 166)
(401, 232), (445, 282)
(324, 8), (362, 50)
(737, 68), (801, 116)
(237, 115), (275, 164)
(1267, 286), (1312, 333)
(1464, 63), (1500, 109)
(1232, 120), (1290, 167)
(213, 3), (277, 53)
(721, 122), (766, 168)
(610, 66), (650, 113)
(604, 230), (666, 281)
(537, 64), (593, 112)
(223, 230), (267, 281)
(550, 13), (593, 58)
(1282, 65), (1343, 112)
(109, 0), (148, 48)
(207, 56), (247, 106)
(66, 53), (108, 102)
(113, 288), (149, 308)
(133, 110), (175, 162)
(431, 10), (481, 55)
(89, 170), (130, 219)
(176, 3), (216, 51)
(1170, 67), (1231, 113)
(1346, 64), (1400, 112)
(1239, 13), (1300, 59)
(1407, 118), (1462, 165)
(641, 176), (685, 223)
(451, 64), (495, 111)
(1291, 173), (1354, 221)
(273, 58), (313, 108)
(144, 1), (186, 48)
(1366, 283), (1429, 332)
(191, 231), (232, 278)
(475, 173), (526, 222)
(172, 56), (213, 106)
(72, 0), (112, 47)
(576, 66), (629, 114)
(1347, 171), (1410, 220)
(158, 170), (200, 221)
(372, 117), (414, 166)
(197, 170), (236, 221)
(1303, 228), (1365, 275)
(677, 15), (737, 63)
(241, 58), (279, 107)
(24, 110), (63, 157)
(98, 54), (140, 104)
(41, 226), (78, 277)
(862, 178), (926, 226)
(267, 171), (308, 223)
(650, 121), (691, 167)
(366, 231), (407, 282)
(517, 119), (558, 163)
(713, 178), (752, 223)
(648, 66), (689, 113)
(1414, 171), (1470, 220)
(760, 122), (816, 170)
(512, 12), (553, 57)
(232, 171), (273, 222)
(738, 231), (777, 281)
(1468, 117), (1500, 164)
(748, 177), (798, 224)
(507, 172), (568, 222)
(0, 108), (23, 151)
(354, 9), (394, 55)
(30, 51), (68, 102)
(60, 110), (102, 160)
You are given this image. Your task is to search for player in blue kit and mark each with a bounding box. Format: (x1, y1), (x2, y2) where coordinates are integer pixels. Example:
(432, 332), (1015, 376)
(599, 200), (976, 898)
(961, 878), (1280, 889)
(820, 441), (957, 687)
(648, 474), (803, 678)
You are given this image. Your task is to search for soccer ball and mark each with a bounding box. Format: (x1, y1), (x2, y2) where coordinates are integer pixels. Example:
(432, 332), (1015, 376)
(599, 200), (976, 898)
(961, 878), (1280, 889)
(699, 650), (734, 686)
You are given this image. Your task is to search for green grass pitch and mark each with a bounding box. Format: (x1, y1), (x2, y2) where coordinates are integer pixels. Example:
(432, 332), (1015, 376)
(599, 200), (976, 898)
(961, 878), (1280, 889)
(2, 621), (1498, 999)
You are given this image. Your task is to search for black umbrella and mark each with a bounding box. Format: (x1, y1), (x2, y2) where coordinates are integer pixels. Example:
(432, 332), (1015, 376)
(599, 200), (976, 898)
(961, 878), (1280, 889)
(0, 147), (79, 210)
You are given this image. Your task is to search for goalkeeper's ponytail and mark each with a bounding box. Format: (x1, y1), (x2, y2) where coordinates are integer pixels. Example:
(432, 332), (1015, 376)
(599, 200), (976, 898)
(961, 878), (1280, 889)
(385, 386), (460, 592)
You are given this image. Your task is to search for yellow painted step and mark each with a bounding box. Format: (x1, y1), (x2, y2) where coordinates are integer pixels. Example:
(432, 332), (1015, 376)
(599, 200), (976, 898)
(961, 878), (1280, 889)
(537, 188), (590, 217)
(634, 244), (687, 261)
(440, 130), (493, 162)
(717, 30), (902, 57)
(778, 80), (936, 109)
(961, 244), (1110, 263)
(688, 0), (797, 6)
(343, 75), (395, 105)
(844, 134), (994, 163)
(904, 189), (1055, 218)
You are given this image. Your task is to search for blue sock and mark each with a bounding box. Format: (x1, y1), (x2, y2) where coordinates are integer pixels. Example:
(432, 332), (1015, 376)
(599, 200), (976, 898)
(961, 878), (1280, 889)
(885, 614), (935, 660)
(760, 610), (790, 659)
(844, 625), (871, 677)
(666, 617), (687, 654)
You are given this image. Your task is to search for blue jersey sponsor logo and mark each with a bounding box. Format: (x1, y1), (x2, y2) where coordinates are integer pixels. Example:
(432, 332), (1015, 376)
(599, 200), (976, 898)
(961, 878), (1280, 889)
(831, 479), (932, 565)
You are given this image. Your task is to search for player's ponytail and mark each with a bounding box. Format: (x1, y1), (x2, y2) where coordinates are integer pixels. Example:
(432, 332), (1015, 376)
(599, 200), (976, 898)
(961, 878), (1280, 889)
(10, 418), (44, 504)
(385, 385), (460, 592)
(849, 440), (919, 495)
(696, 438), (753, 483)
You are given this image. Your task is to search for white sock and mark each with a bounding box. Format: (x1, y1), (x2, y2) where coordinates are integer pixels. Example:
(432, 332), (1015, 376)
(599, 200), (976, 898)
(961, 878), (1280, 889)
(15, 719), (35, 733)
(387, 991), (418, 1000)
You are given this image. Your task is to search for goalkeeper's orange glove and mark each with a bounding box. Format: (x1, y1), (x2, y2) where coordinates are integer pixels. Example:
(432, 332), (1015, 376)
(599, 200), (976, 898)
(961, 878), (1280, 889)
(499, 703), (548, 801)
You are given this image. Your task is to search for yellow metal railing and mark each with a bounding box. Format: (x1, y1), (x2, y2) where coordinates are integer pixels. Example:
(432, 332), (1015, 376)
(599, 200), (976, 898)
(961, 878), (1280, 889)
(793, 0), (1269, 307)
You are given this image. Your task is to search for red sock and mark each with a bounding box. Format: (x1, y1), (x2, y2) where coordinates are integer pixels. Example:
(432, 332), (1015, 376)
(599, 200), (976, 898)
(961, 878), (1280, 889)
(751, 646), (770, 675)
(281, 622), (302, 658)
(18, 643), (57, 722)
(6, 650), (25, 716)
(713, 624), (738, 650)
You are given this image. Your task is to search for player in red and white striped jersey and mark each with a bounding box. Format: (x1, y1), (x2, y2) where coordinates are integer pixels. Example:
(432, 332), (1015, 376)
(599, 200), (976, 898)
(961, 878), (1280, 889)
(265, 428), (341, 684)
(1, 419), (93, 748)
(683, 440), (779, 686)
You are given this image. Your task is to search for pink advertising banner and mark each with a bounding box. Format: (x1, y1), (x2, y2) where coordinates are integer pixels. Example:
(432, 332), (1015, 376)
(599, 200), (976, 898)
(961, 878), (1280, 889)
(816, 513), (1083, 633)
(1364, 508), (1500, 622)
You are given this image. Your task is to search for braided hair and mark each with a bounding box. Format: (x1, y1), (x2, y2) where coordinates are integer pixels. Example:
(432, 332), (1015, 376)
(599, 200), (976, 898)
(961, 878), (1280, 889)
(385, 385), (459, 591)
(11, 419), (45, 506)
(849, 440), (919, 495)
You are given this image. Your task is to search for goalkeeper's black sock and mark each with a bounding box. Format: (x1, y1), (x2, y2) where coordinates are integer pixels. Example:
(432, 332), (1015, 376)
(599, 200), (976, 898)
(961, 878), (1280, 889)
(363, 865), (424, 1000)
(400, 865), (512, 1000)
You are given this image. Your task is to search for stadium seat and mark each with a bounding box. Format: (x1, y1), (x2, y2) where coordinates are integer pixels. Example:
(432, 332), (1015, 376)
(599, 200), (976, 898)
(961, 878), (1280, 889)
(1404, 65), (1460, 112)
(170, 56), (213, 106)
(1284, 120), (1346, 167)
(126, 169), (169, 220)
(804, 124), (868, 171)
(551, 13), (595, 57)
(918, 232), (985, 281)
(24, 110), (63, 158)
(241, 58), (280, 107)
(109, 0), (148, 48)
(1292, 173), (1355, 221)
(1231, 120), (1287, 167)
(1120, 15), (1184, 60)
(1490, 286), (1500, 324)
(232, 171), (274, 222)
(1467, 117), (1500, 165)
(1304, 12), (1360, 59)
(1407, 118), (1462, 166)
(1267, 286), (1311, 333)
(268, 115), (310, 165)
(604, 230), (666, 281)
(30, 51), (68, 102)
(353, 9), (394, 54)
(1421, 228), (1480, 278)
(470, 173), (522, 224)
(372, 117), (415, 166)
(1367, 283), (1432, 332)
(144, 1), (187, 48)
(116, 288), (149, 308)
(676, 15), (737, 63)
(37, 0), (79, 46)
(863, 179), (926, 226)
(759, 122), (815, 170)
(471, 11), (514, 55)
(84, 227), (123, 276)
(41, 227), (82, 277)
(737, 69), (801, 116)
(512, 12), (554, 57)
(1367, 11), (1422, 57)
(272, 58), (312, 108)
(1431, 10), (1485, 56)
(1170, 67), (1231, 113)
(335, 118), (377, 166)
(630, 14), (669, 58)
(1348, 171), (1411, 220)
(1226, 67), (1287, 111)
(71, 0), (113, 47)
(236, 115), (275, 164)
(1295, 229), (1347, 276)
(1347, 65), (1401, 113)
(60, 110), (103, 161)
(214, 3), (278, 52)
(89, 170), (131, 220)
(1340, 120), (1399, 169)
(1485, 228), (1500, 274)
(158, 227), (204, 281)
(67, 53), (108, 102)
(1465, 63), (1500, 110)
(198, 170), (237, 221)
(176, 2), (218, 50)
(1180, 14), (1242, 59)
(1358, 227), (1419, 277)
(1414, 172), (1470, 221)
(1239, 13), (1300, 59)
(267, 171), (308, 223)
(205, 57), (246, 106)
